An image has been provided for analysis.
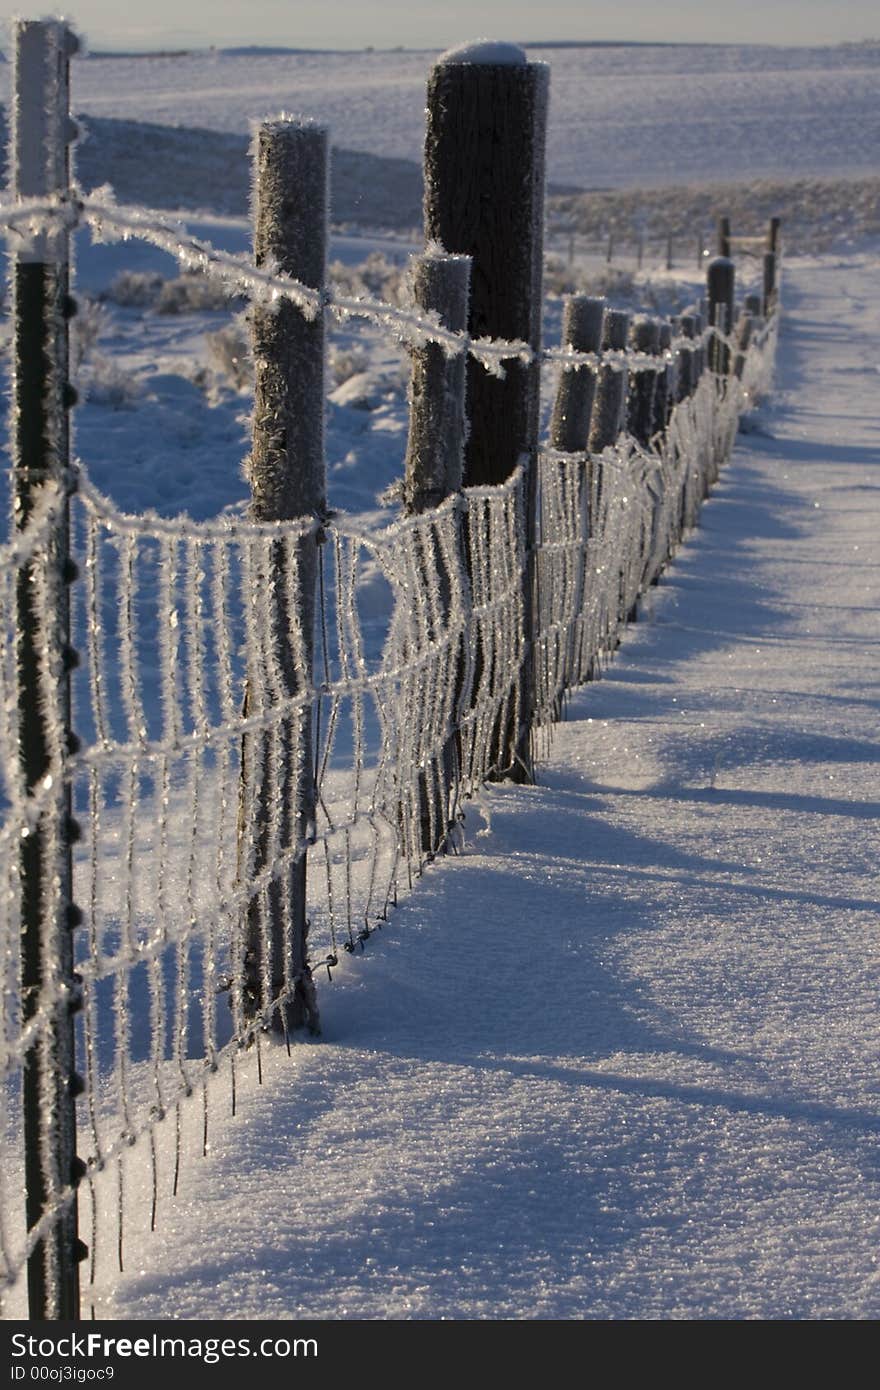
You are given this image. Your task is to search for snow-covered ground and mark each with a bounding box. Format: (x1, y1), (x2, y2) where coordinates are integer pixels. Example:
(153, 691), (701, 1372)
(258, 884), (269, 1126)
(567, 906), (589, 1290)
(3, 38), (879, 1321)
(3, 42), (879, 190)
(55, 248), (876, 1321)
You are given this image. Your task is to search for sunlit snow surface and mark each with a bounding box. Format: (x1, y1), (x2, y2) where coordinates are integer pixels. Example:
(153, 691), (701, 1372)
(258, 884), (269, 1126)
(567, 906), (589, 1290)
(4, 249), (868, 1323)
(2, 42), (879, 188)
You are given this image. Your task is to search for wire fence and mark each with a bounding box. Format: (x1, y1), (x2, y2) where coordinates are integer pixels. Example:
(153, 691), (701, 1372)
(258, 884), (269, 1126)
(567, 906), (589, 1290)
(0, 19), (779, 1318)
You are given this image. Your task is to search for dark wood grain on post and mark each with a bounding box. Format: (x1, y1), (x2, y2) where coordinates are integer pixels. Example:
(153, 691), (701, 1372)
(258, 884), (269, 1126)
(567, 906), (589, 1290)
(243, 119), (328, 1036)
(424, 45), (548, 783)
(424, 49), (548, 489)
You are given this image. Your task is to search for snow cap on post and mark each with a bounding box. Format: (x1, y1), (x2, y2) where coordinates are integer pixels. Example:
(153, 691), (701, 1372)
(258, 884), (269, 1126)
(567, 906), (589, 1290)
(438, 39), (528, 65)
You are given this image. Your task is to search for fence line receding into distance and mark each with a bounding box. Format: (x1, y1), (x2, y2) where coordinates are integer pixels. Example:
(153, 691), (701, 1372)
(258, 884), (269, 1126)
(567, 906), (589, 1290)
(0, 21), (780, 1319)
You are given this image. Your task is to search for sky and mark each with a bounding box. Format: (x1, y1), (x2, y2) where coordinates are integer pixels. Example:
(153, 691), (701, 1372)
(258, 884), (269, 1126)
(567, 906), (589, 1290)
(7, 0), (879, 52)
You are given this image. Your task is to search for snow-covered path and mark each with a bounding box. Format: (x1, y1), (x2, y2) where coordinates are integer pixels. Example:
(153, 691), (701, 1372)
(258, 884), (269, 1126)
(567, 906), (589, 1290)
(98, 254), (880, 1321)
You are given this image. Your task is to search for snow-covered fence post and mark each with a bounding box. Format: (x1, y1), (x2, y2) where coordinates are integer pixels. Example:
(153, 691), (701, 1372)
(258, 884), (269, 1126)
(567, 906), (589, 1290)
(549, 295), (604, 453)
(675, 314), (698, 401)
(707, 256), (735, 375)
(589, 308), (630, 452)
(403, 249), (471, 512)
(654, 321), (673, 434)
(12, 17), (85, 1321)
(627, 318), (660, 446)
(548, 294), (604, 692)
(403, 248), (471, 853)
(733, 310), (754, 380)
(424, 42), (549, 784)
(241, 119), (327, 1036)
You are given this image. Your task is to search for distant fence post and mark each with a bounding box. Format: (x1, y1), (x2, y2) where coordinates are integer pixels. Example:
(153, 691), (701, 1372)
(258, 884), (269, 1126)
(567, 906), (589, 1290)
(549, 295), (603, 453)
(627, 317), (660, 446)
(651, 320), (672, 435)
(424, 42), (549, 784)
(589, 308), (630, 452)
(707, 256), (735, 375)
(403, 250), (471, 512)
(717, 215), (731, 258)
(762, 250), (778, 317)
(242, 118), (328, 1035)
(12, 17), (84, 1320)
(548, 294), (604, 693)
(403, 248), (471, 853)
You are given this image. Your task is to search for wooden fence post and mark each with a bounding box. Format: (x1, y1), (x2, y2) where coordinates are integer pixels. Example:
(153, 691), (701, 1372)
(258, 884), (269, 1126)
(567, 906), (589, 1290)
(424, 42), (549, 784)
(627, 317), (659, 446)
(242, 118), (327, 1036)
(707, 256), (735, 375)
(548, 295), (604, 693)
(767, 216), (781, 254)
(403, 248), (471, 854)
(403, 249), (471, 512)
(717, 215), (731, 258)
(589, 308), (630, 452)
(763, 250), (778, 317)
(12, 17), (85, 1321)
(654, 320), (673, 435)
(549, 295), (604, 453)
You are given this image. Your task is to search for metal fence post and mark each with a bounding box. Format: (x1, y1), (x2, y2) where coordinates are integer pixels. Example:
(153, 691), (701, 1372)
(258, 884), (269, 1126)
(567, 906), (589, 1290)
(12, 16), (85, 1321)
(242, 118), (328, 1036)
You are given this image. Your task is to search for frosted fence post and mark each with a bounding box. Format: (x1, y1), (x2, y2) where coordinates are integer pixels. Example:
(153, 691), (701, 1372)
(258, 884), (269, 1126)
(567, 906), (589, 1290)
(12, 17), (85, 1320)
(424, 42), (549, 784)
(692, 310), (706, 381)
(733, 311), (754, 380)
(717, 215), (731, 258)
(766, 216), (781, 254)
(549, 295), (604, 453)
(654, 320), (673, 434)
(676, 314), (698, 401)
(548, 294), (604, 692)
(403, 249), (471, 512)
(403, 248), (471, 854)
(242, 118), (328, 1036)
(762, 251), (778, 317)
(707, 256), (735, 375)
(627, 317), (660, 446)
(589, 308), (630, 452)
(744, 292), (763, 320)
